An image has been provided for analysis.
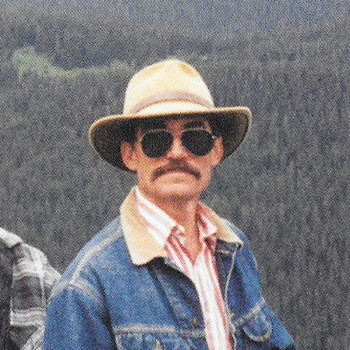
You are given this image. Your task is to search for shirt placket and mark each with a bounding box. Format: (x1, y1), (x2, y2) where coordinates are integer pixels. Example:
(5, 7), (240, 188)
(170, 231), (232, 350)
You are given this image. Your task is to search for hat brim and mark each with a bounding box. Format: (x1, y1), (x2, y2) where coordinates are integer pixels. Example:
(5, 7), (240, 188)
(89, 107), (251, 170)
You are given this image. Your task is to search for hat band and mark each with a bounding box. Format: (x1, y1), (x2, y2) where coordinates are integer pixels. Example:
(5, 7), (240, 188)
(126, 90), (214, 114)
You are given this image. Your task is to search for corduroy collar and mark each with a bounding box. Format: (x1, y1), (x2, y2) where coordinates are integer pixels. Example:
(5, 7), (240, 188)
(120, 187), (243, 265)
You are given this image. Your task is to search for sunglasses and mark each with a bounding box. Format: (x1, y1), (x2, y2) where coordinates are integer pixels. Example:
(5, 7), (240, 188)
(140, 128), (217, 158)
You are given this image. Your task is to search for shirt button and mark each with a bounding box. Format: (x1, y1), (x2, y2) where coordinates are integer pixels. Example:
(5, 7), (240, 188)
(193, 316), (200, 328)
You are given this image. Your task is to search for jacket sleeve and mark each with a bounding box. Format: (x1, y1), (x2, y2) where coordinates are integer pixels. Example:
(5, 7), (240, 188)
(263, 305), (296, 350)
(43, 286), (116, 350)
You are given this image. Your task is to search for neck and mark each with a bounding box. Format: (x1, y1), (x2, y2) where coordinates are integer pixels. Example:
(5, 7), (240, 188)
(156, 197), (202, 260)
(162, 198), (198, 228)
(138, 188), (199, 236)
(136, 188), (206, 261)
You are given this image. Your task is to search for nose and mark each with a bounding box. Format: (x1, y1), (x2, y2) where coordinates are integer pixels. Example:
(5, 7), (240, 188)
(166, 134), (187, 159)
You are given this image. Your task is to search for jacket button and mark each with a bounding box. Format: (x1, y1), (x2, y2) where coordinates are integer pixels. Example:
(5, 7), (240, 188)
(193, 316), (200, 328)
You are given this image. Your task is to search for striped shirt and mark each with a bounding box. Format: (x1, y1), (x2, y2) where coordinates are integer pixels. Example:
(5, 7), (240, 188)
(135, 188), (232, 350)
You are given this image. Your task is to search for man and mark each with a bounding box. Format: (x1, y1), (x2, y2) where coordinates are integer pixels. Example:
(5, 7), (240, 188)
(0, 227), (60, 350)
(44, 59), (295, 349)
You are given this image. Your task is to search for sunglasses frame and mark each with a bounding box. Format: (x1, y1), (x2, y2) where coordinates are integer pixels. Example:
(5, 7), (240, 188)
(139, 128), (217, 158)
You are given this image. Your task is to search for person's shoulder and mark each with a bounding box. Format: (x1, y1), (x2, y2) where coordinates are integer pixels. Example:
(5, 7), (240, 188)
(0, 227), (23, 248)
(221, 218), (261, 269)
(0, 227), (60, 307)
(74, 216), (125, 267)
(220, 219), (250, 243)
(52, 217), (125, 296)
(0, 227), (50, 264)
(219, 218), (259, 263)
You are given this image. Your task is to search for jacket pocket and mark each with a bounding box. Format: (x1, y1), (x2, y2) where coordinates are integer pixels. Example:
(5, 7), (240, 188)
(241, 309), (272, 344)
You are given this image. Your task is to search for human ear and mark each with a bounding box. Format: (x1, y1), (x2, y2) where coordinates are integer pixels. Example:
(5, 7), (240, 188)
(120, 141), (137, 172)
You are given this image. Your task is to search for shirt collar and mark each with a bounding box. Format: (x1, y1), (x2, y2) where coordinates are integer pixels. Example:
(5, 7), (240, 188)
(196, 204), (218, 253)
(120, 187), (243, 265)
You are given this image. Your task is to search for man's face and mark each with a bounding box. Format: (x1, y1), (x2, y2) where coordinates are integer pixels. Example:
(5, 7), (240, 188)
(121, 117), (223, 206)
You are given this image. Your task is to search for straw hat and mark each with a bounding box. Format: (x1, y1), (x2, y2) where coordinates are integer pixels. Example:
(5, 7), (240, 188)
(89, 59), (252, 170)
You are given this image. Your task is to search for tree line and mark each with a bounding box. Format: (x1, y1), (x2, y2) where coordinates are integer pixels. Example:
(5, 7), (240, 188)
(0, 6), (349, 350)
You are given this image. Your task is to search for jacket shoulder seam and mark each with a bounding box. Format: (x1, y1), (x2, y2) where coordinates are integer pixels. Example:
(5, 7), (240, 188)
(70, 224), (123, 285)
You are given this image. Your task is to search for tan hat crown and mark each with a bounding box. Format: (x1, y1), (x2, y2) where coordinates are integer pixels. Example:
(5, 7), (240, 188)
(123, 59), (215, 115)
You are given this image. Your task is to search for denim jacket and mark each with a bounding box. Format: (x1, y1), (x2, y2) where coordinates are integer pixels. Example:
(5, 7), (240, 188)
(44, 189), (295, 350)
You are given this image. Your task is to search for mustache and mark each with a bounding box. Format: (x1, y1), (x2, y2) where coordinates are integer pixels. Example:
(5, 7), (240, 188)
(152, 161), (201, 180)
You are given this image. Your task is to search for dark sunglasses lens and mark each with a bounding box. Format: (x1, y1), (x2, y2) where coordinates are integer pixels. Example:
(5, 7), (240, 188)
(141, 131), (173, 158)
(181, 130), (214, 156)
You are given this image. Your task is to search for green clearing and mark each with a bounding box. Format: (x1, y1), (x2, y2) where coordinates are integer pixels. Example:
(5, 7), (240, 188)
(11, 47), (134, 80)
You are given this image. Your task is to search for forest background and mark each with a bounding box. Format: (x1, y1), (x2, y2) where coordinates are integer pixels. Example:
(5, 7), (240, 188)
(0, 0), (349, 349)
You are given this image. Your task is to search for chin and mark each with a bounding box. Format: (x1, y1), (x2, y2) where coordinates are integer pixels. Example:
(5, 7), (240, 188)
(159, 184), (202, 201)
